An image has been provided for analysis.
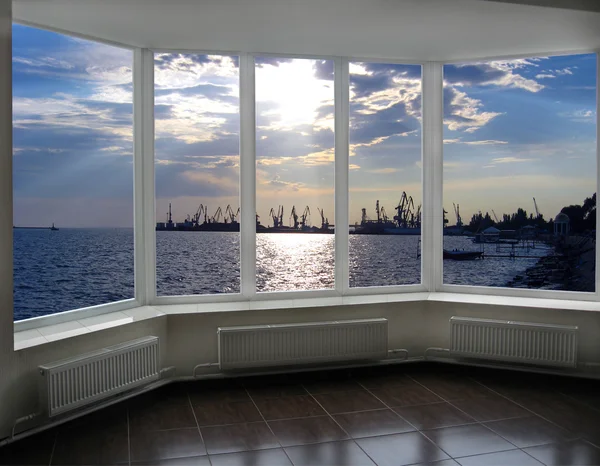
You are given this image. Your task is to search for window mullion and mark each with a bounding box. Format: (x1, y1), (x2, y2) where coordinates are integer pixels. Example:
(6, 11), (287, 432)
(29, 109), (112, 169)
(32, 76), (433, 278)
(421, 62), (444, 292)
(240, 53), (257, 299)
(335, 58), (350, 295)
(133, 48), (156, 305)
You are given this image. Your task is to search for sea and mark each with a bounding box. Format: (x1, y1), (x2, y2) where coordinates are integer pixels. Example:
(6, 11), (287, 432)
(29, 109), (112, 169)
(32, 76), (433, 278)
(13, 229), (552, 321)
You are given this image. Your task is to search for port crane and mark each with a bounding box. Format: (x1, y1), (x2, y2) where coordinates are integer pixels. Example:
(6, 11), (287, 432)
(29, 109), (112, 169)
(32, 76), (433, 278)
(211, 207), (223, 224)
(491, 210), (499, 223)
(380, 206), (390, 223)
(225, 205), (239, 224)
(533, 197), (541, 219)
(394, 192), (414, 228)
(300, 206), (311, 229)
(317, 208), (329, 230)
(376, 200), (382, 223)
(290, 206), (299, 229)
(361, 208), (369, 225)
(453, 203), (463, 227)
(269, 206), (284, 228)
(193, 204), (207, 225)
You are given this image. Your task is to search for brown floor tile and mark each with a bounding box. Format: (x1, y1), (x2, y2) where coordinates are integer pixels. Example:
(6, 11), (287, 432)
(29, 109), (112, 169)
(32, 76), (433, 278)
(192, 400), (262, 426)
(188, 386), (250, 404)
(246, 384), (308, 400)
(129, 402), (197, 432)
(484, 416), (575, 448)
(455, 449), (542, 466)
(52, 426), (129, 465)
(523, 439), (600, 466)
(423, 424), (515, 458)
(210, 448), (293, 466)
(369, 382), (443, 407)
(355, 373), (414, 390)
(200, 421), (279, 454)
(129, 383), (191, 408)
(60, 403), (128, 434)
(303, 379), (363, 394)
(451, 396), (530, 422)
(269, 416), (349, 446)
(254, 395), (325, 420)
(0, 430), (56, 465)
(285, 440), (375, 465)
(333, 409), (415, 438)
(356, 431), (450, 466)
(395, 402), (476, 430)
(130, 428), (206, 463)
(411, 374), (495, 401)
(313, 390), (385, 414)
(131, 457), (210, 465)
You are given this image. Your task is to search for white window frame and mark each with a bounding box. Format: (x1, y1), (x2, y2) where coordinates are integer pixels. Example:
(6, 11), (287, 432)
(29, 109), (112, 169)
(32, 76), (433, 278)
(11, 21), (600, 332)
(438, 50), (600, 302)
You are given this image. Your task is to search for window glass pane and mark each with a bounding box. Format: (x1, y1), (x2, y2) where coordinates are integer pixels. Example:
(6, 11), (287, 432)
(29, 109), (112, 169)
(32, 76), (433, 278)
(255, 57), (335, 292)
(12, 25), (134, 321)
(443, 54), (597, 292)
(349, 63), (422, 287)
(154, 53), (240, 296)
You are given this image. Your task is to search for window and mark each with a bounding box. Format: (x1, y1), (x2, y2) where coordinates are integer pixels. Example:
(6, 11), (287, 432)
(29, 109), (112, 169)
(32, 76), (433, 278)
(12, 25), (134, 321)
(443, 54), (597, 292)
(255, 57), (335, 292)
(349, 62), (422, 288)
(154, 53), (240, 296)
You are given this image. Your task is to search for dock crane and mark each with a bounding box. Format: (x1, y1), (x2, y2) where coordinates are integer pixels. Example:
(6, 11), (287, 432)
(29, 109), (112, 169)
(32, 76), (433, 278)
(269, 208), (278, 227)
(376, 200), (381, 223)
(225, 205), (238, 224)
(380, 206), (389, 223)
(533, 197), (541, 219)
(193, 204), (207, 225)
(290, 206), (299, 229)
(491, 210), (499, 223)
(300, 206), (311, 229)
(453, 203), (463, 227)
(317, 208), (329, 230)
(211, 207), (223, 223)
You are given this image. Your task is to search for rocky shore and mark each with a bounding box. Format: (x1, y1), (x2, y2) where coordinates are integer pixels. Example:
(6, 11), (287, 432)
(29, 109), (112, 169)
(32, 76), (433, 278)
(506, 236), (595, 292)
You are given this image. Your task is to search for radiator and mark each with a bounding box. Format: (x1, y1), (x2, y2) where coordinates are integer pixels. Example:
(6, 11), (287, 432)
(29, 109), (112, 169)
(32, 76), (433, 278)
(450, 317), (578, 368)
(218, 319), (388, 370)
(39, 336), (159, 417)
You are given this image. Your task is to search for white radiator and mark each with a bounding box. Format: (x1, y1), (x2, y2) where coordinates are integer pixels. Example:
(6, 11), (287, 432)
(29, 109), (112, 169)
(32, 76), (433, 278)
(39, 336), (159, 417)
(450, 317), (578, 368)
(218, 319), (388, 370)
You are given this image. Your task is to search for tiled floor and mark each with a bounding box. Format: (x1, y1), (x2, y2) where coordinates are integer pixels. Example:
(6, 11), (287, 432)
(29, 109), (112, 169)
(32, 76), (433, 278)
(2, 362), (600, 465)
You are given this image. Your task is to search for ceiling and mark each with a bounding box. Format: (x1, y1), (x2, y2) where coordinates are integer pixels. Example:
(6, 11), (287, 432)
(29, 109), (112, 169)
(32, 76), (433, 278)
(482, 0), (600, 13)
(12, 0), (600, 60)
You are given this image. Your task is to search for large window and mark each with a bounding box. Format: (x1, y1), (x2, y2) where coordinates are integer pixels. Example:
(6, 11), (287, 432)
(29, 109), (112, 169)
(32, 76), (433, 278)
(12, 25), (134, 320)
(443, 54), (597, 292)
(255, 57), (335, 292)
(349, 63), (422, 288)
(154, 53), (240, 296)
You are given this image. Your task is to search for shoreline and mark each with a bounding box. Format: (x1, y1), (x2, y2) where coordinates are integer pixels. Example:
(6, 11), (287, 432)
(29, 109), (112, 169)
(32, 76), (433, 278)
(506, 236), (595, 292)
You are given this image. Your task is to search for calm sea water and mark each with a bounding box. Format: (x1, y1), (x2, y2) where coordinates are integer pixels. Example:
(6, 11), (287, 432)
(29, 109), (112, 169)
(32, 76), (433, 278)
(13, 229), (546, 321)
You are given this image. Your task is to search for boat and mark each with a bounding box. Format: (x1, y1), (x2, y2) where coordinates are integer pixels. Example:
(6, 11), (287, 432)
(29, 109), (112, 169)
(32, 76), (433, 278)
(443, 249), (483, 260)
(50, 223), (59, 231)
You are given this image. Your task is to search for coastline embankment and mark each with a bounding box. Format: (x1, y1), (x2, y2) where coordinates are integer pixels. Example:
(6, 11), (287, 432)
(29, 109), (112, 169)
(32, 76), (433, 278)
(506, 235), (595, 292)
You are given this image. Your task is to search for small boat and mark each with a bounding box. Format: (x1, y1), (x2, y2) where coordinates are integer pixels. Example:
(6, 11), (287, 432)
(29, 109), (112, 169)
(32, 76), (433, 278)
(443, 249), (483, 260)
(50, 223), (59, 231)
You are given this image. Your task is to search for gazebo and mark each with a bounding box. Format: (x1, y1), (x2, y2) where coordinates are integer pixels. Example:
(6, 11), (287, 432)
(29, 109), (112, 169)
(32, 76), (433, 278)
(554, 212), (570, 236)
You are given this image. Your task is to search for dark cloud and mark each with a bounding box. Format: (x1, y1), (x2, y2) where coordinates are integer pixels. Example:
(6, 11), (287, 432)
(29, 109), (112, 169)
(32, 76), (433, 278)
(315, 104), (334, 120)
(313, 60), (334, 81)
(155, 83), (237, 103)
(155, 162), (238, 199)
(350, 101), (418, 145)
(154, 53), (238, 71)
(351, 63), (421, 98)
(443, 64), (505, 86)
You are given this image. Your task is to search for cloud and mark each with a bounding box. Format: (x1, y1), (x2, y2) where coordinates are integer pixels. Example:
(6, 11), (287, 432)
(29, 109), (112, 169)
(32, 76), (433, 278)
(444, 138), (508, 145)
(535, 74), (556, 79)
(445, 61), (544, 93)
(561, 109), (596, 123)
(367, 167), (400, 174)
(262, 174), (303, 191)
(444, 87), (502, 133)
(489, 156), (539, 165)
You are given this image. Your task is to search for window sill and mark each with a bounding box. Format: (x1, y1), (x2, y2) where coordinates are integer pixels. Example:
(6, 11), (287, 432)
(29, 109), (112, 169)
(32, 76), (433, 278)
(13, 291), (600, 351)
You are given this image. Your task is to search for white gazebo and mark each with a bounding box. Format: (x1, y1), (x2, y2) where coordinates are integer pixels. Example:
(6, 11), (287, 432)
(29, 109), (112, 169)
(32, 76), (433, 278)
(554, 212), (570, 236)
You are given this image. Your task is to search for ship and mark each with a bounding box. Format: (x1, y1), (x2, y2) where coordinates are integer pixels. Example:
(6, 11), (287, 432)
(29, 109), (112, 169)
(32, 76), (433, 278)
(50, 223), (59, 231)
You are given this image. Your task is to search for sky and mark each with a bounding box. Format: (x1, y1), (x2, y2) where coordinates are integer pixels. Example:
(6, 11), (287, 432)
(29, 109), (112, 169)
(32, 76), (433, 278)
(12, 24), (597, 228)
